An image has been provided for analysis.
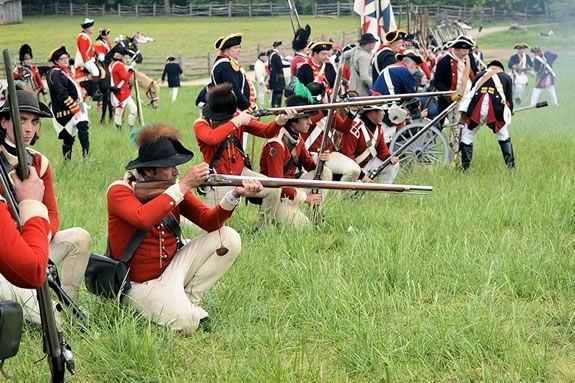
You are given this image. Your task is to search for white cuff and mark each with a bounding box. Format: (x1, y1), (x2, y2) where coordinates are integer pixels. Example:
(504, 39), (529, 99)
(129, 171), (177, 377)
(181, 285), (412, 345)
(19, 200), (49, 224)
(164, 183), (185, 205)
(219, 190), (241, 211)
(294, 189), (307, 204)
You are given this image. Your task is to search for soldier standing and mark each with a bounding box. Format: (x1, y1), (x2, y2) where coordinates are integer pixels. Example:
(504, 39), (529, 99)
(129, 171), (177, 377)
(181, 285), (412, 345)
(211, 33), (255, 111)
(75, 18), (100, 98)
(371, 30), (406, 81)
(269, 41), (288, 107)
(530, 46), (559, 106)
(508, 44), (533, 105)
(459, 60), (515, 170)
(13, 44), (46, 97)
(46, 46), (91, 159)
(109, 50), (137, 131)
(290, 25), (311, 77)
(296, 41), (337, 95)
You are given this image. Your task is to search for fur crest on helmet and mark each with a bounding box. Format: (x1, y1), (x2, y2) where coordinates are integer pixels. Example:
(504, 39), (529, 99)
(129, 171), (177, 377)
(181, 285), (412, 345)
(292, 24), (312, 51)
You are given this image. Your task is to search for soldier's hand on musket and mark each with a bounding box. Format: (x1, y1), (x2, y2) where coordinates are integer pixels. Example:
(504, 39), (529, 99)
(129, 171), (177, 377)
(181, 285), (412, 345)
(390, 156), (400, 165)
(305, 193), (322, 206)
(234, 111), (256, 126)
(450, 93), (462, 102)
(276, 107), (299, 125)
(12, 166), (44, 202)
(421, 109), (428, 119)
(232, 179), (263, 198)
(179, 162), (210, 193)
(318, 150), (330, 162)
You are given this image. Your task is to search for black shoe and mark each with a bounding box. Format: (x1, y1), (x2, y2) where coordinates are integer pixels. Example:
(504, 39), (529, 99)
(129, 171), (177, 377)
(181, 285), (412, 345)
(78, 131), (90, 158)
(459, 142), (473, 171)
(498, 138), (515, 169)
(62, 144), (73, 160)
(198, 316), (213, 332)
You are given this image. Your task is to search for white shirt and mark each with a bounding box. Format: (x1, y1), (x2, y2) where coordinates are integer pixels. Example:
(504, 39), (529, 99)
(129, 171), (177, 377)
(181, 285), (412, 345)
(254, 59), (267, 85)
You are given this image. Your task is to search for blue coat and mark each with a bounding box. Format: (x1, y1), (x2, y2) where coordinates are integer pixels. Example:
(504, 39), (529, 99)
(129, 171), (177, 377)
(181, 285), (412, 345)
(372, 65), (416, 95)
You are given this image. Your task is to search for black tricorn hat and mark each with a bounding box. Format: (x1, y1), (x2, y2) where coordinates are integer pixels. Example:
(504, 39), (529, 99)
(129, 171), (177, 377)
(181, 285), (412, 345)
(46, 45), (70, 62)
(285, 95), (315, 119)
(19, 44), (33, 61)
(0, 89), (53, 118)
(81, 18), (95, 29)
(358, 33), (378, 45)
(385, 29), (407, 43)
(202, 83), (238, 121)
(166, 55), (177, 61)
(273, 41), (282, 48)
(306, 82), (326, 102)
(126, 124), (194, 170)
(292, 25), (311, 51)
(513, 43), (529, 50)
(396, 50), (423, 64)
(214, 33), (243, 51)
(308, 41), (333, 53)
(449, 35), (475, 49)
(487, 60), (505, 70)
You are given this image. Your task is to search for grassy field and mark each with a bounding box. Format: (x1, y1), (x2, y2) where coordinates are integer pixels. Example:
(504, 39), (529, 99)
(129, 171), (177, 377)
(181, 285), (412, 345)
(3, 18), (575, 382)
(0, 16), (359, 59)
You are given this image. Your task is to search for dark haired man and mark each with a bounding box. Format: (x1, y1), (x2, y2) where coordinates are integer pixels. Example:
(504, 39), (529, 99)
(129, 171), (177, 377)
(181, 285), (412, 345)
(107, 124), (262, 333)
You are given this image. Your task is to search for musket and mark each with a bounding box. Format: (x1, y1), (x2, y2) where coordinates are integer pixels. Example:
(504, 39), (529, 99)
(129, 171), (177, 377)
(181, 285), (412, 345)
(286, 0), (302, 33)
(133, 175), (432, 202)
(343, 90), (455, 102)
(2, 49), (75, 383)
(254, 91), (456, 117)
(132, 67), (145, 127)
(514, 101), (548, 113)
(205, 174), (432, 194)
(366, 101), (459, 181)
(310, 63), (344, 222)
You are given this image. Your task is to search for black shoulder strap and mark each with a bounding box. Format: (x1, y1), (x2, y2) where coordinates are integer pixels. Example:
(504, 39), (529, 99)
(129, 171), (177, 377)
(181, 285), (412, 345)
(209, 137), (230, 169)
(119, 229), (149, 263)
(161, 213), (183, 250)
(281, 135), (300, 173)
(209, 134), (252, 169)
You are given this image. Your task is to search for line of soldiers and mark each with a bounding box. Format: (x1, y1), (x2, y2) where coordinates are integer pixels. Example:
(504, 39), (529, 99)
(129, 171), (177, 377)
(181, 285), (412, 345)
(1, 24), (560, 348)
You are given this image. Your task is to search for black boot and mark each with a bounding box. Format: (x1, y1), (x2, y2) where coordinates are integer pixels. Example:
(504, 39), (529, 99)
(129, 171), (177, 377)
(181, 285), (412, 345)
(459, 142), (473, 171)
(78, 131), (90, 158)
(77, 121), (90, 158)
(62, 144), (73, 160)
(498, 138), (515, 169)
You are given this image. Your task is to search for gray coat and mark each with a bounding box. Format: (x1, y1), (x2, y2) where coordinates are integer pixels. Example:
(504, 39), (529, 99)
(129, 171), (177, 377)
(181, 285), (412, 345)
(343, 45), (373, 96)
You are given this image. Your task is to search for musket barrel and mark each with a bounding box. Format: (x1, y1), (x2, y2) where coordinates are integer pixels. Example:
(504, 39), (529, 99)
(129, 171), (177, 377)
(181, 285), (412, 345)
(204, 175), (432, 193)
(514, 101), (548, 113)
(3, 49), (29, 180)
(254, 91), (456, 117)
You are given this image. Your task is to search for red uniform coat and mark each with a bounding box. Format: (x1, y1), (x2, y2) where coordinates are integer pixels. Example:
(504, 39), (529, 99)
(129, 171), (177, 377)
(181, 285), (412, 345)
(0, 198), (50, 288)
(194, 116), (281, 175)
(1, 144), (59, 237)
(110, 60), (132, 104)
(107, 180), (234, 283)
(76, 32), (94, 63)
(340, 116), (391, 168)
(13, 65), (45, 93)
(259, 128), (316, 200)
(290, 53), (307, 77)
(94, 38), (112, 60)
(301, 110), (353, 153)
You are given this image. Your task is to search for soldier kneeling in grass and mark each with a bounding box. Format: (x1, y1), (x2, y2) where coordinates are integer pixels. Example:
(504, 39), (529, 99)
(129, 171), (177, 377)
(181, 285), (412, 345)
(106, 124), (262, 333)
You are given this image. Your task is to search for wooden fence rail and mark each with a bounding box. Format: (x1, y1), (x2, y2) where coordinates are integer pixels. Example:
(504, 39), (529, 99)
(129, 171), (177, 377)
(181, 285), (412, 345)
(21, 2), (552, 20)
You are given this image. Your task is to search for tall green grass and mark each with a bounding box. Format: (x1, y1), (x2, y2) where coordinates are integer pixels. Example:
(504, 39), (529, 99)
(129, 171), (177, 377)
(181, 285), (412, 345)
(3, 27), (575, 381)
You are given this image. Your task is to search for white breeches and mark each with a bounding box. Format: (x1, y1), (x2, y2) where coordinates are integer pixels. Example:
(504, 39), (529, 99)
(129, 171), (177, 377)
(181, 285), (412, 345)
(531, 85), (559, 106)
(363, 157), (399, 184)
(124, 227), (241, 334)
(313, 152), (361, 182)
(0, 227), (92, 324)
(114, 96), (137, 127)
(461, 125), (509, 145)
(259, 168), (332, 227)
(171, 87), (179, 102)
